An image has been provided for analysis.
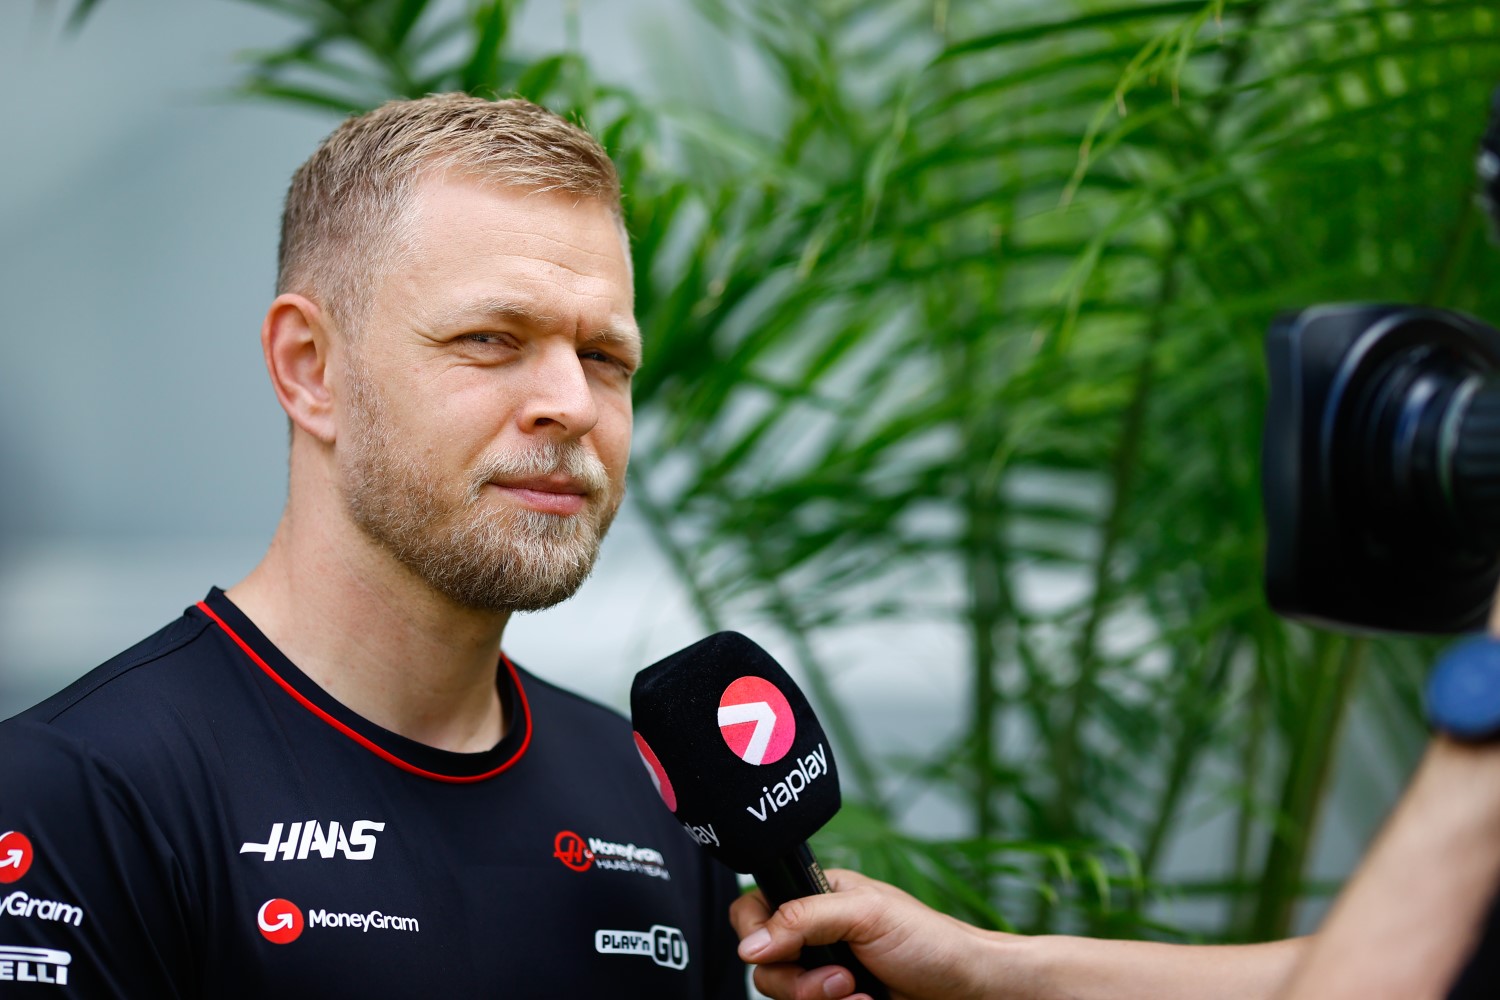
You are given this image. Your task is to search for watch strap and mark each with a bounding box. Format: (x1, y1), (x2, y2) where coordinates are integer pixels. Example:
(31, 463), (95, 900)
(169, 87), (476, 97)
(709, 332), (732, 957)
(1427, 635), (1500, 742)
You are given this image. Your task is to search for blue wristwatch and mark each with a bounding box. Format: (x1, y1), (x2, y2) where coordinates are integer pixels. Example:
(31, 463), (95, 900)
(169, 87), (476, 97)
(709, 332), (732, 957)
(1426, 636), (1500, 741)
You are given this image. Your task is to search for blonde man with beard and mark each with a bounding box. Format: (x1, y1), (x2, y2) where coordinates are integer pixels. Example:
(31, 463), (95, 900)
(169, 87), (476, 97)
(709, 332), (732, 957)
(0, 94), (746, 999)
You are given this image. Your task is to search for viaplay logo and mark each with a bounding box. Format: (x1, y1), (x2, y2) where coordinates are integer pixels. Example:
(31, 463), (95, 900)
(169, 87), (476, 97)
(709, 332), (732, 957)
(257, 898), (305, 945)
(632, 732), (677, 812)
(0, 832), (34, 885)
(717, 676), (796, 766)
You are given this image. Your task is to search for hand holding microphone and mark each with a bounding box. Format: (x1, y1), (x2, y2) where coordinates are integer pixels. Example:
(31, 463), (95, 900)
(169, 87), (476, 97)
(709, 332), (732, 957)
(630, 632), (890, 999)
(732, 868), (1012, 1000)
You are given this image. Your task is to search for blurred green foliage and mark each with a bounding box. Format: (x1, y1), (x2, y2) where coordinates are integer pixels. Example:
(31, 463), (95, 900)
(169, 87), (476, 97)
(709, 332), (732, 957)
(72, 0), (1500, 943)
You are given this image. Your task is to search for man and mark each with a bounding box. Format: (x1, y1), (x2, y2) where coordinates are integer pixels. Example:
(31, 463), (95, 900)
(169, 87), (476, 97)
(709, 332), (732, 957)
(0, 94), (745, 998)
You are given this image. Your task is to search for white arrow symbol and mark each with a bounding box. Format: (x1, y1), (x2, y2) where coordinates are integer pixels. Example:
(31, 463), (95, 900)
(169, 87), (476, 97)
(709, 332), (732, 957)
(258, 901), (293, 933)
(0, 851), (22, 869)
(717, 700), (777, 765)
(637, 749), (664, 795)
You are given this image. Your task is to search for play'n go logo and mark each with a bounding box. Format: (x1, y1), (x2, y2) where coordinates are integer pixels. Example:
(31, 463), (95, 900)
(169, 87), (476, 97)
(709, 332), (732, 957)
(0, 832), (34, 884)
(632, 732), (677, 812)
(717, 676), (796, 766)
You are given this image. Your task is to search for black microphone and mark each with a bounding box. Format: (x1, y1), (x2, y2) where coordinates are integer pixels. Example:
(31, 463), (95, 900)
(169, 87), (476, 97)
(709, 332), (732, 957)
(630, 632), (889, 999)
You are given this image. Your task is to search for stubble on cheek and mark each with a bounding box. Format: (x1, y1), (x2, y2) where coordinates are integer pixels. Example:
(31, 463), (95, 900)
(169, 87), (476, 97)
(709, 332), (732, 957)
(337, 368), (624, 612)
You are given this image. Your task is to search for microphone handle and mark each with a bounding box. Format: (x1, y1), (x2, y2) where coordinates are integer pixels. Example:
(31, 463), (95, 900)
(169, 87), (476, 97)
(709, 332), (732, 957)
(752, 843), (891, 1000)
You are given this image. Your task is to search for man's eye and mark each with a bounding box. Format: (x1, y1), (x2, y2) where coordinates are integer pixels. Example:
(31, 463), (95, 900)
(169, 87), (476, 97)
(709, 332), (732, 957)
(582, 350), (635, 375)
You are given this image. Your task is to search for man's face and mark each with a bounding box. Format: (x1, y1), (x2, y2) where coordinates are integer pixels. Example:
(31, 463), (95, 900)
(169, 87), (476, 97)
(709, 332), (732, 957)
(336, 176), (639, 613)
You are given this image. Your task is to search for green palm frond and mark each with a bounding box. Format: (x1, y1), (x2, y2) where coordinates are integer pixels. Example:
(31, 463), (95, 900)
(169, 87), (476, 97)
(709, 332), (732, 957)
(83, 0), (1499, 943)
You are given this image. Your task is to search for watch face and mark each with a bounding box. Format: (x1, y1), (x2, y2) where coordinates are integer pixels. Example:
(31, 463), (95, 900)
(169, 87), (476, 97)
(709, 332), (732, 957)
(1427, 636), (1500, 741)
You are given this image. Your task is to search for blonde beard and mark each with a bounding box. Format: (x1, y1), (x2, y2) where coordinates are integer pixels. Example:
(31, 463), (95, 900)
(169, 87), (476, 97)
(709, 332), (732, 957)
(338, 366), (622, 613)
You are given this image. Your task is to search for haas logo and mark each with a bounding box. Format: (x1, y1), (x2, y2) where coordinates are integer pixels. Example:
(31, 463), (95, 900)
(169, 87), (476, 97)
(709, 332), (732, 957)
(257, 898), (304, 944)
(717, 676), (796, 766)
(0, 832), (34, 884)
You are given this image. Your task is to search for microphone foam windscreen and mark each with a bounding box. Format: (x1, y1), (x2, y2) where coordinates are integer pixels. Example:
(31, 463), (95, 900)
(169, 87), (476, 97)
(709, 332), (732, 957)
(630, 632), (842, 873)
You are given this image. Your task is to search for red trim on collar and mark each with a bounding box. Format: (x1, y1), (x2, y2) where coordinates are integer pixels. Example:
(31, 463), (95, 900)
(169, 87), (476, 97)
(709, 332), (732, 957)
(197, 600), (532, 784)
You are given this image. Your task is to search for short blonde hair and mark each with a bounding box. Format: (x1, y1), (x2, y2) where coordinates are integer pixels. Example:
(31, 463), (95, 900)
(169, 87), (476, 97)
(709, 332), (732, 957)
(277, 93), (623, 335)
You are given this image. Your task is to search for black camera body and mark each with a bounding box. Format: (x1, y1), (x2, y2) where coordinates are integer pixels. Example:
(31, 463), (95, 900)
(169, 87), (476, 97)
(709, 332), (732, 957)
(1264, 305), (1500, 633)
(1264, 89), (1500, 635)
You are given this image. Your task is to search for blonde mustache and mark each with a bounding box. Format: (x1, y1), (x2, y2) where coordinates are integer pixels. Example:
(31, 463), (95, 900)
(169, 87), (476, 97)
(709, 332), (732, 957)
(467, 441), (612, 500)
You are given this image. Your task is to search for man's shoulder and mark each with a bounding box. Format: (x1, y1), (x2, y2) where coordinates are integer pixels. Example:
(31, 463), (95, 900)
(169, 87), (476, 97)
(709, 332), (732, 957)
(9, 603), (217, 729)
(1, 599), (252, 791)
(13, 608), (207, 720)
(513, 661), (633, 730)
(0, 610), (217, 847)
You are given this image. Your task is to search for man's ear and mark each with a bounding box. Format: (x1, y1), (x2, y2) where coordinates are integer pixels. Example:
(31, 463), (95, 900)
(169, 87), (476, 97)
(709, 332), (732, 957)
(262, 293), (338, 443)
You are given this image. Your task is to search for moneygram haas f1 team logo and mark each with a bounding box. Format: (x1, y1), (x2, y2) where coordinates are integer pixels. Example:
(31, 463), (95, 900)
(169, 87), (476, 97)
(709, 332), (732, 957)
(553, 831), (594, 872)
(717, 676), (796, 766)
(0, 832), (34, 884)
(258, 898), (305, 945)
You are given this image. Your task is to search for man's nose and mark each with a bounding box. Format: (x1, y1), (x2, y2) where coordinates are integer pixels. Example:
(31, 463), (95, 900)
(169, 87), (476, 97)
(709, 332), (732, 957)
(517, 342), (599, 438)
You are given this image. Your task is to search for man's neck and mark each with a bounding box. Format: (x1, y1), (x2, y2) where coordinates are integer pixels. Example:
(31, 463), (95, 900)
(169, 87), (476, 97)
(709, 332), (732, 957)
(227, 499), (511, 755)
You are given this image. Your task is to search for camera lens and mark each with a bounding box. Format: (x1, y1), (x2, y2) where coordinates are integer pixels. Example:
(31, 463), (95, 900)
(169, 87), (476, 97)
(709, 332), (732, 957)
(1342, 338), (1500, 548)
(1264, 305), (1500, 633)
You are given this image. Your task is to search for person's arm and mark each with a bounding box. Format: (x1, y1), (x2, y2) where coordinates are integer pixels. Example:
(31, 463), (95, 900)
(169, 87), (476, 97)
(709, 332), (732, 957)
(0, 720), (194, 998)
(1275, 735), (1500, 999)
(1276, 587), (1500, 1000)
(732, 868), (1304, 1000)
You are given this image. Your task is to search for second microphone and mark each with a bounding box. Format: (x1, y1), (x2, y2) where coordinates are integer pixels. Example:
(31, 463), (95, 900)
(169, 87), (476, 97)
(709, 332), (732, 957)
(631, 631), (888, 999)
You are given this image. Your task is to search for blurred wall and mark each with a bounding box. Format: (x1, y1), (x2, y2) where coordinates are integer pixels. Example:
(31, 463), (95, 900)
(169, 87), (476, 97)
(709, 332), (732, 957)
(0, 0), (723, 716)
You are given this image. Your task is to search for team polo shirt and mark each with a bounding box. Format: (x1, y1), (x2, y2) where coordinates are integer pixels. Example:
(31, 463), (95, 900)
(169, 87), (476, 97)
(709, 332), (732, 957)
(0, 589), (747, 998)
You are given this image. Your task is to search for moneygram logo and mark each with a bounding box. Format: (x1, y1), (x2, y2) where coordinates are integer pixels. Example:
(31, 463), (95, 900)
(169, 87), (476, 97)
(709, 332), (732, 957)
(632, 732), (677, 812)
(256, 898), (418, 944)
(0, 832), (34, 885)
(594, 924), (689, 971)
(717, 676), (796, 766)
(553, 830), (594, 872)
(257, 898), (304, 945)
(2, 891), (84, 928)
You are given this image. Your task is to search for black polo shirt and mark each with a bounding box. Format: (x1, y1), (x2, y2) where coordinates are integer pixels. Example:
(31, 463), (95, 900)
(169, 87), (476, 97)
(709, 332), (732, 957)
(0, 589), (746, 998)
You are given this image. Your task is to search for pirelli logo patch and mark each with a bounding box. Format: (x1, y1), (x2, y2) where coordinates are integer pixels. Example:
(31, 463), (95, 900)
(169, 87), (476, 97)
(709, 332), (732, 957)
(0, 946), (71, 987)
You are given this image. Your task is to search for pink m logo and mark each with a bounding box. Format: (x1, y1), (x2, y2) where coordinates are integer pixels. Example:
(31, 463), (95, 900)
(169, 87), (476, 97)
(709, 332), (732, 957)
(717, 676), (796, 766)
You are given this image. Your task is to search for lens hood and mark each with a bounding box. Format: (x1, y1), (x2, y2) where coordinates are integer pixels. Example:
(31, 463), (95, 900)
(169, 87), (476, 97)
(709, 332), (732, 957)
(1264, 304), (1500, 633)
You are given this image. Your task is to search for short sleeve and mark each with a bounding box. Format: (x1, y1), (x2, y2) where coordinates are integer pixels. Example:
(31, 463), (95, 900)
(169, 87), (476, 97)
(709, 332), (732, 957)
(0, 721), (195, 998)
(1449, 879), (1500, 998)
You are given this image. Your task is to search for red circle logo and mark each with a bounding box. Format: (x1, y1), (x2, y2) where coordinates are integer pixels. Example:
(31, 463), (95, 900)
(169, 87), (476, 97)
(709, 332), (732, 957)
(0, 831), (34, 884)
(717, 676), (797, 766)
(553, 830), (594, 872)
(633, 731), (678, 813)
(257, 898), (304, 944)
